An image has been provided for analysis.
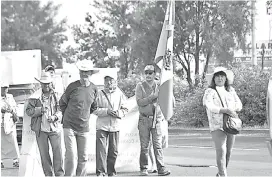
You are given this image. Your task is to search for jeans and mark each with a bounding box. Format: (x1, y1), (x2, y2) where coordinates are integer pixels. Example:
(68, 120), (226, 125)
(63, 128), (89, 176)
(211, 129), (236, 177)
(138, 117), (164, 171)
(35, 131), (64, 176)
(96, 130), (119, 176)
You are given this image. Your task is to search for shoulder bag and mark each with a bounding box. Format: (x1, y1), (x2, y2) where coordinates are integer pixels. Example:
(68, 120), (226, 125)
(215, 89), (242, 135)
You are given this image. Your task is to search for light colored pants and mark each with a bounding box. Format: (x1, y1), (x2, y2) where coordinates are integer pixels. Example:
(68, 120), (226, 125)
(36, 131), (64, 176)
(63, 128), (89, 176)
(211, 129), (236, 177)
(96, 130), (119, 176)
(138, 117), (165, 171)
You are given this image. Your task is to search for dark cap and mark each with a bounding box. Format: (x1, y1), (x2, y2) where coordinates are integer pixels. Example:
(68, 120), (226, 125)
(44, 65), (55, 72)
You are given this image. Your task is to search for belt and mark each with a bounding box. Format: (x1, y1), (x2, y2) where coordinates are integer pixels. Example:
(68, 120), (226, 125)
(140, 113), (154, 119)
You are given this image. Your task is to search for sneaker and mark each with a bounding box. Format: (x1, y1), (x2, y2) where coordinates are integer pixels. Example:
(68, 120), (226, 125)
(140, 169), (148, 176)
(108, 173), (117, 176)
(1, 163), (4, 168)
(158, 168), (170, 176)
(13, 161), (19, 168)
(148, 170), (158, 173)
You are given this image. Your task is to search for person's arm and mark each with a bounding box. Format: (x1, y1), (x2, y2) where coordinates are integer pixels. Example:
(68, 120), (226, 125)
(93, 91), (109, 117)
(230, 87), (243, 112)
(203, 88), (221, 113)
(118, 92), (129, 117)
(59, 83), (74, 114)
(25, 99), (42, 117)
(135, 83), (157, 107)
(90, 88), (98, 114)
(52, 92), (62, 122)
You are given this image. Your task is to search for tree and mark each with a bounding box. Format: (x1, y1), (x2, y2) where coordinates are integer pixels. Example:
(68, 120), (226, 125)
(1, 1), (67, 68)
(174, 1), (251, 88)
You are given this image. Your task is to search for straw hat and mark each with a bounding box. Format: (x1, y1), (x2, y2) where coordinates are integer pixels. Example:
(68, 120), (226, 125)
(76, 60), (99, 73)
(206, 67), (234, 85)
(35, 72), (53, 84)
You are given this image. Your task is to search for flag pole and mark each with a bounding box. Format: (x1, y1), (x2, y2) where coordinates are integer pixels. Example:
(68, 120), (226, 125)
(152, 0), (173, 128)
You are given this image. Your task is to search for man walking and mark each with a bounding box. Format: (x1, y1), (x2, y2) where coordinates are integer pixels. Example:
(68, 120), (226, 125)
(135, 64), (170, 176)
(59, 60), (98, 176)
(94, 72), (128, 177)
(25, 72), (64, 176)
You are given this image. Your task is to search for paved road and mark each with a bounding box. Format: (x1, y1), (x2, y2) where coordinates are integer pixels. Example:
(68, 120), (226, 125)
(2, 129), (272, 176)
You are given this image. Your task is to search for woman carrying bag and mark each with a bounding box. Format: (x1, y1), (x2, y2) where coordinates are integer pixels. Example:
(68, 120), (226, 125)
(1, 83), (20, 168)
(203, 67), (242, 177)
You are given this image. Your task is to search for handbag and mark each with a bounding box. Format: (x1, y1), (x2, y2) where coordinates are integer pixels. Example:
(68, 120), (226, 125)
(215, 89), (242, 135)
(3, 112), (15, 134)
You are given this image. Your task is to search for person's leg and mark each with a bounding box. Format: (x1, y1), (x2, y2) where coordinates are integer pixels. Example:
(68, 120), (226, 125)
(138, 118), (151, 174)
(49, 131), (64, 176)
(75, 131), (89, 176)
(211, 129), (228, 177)
(96, 130), (109, 176)
(148, 136), (157, 173)
(11, 127), (20, 167)
(63, 128), (77, 176)
(151, 121), (170, 176)
(36, 131), (54, 176)
(226, 134), (236, 168)
(107, 131), (119, 176)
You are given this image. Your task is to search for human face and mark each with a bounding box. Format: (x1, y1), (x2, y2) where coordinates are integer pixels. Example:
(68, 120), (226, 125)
(48, 70), (55, 77)
(214, 73), (226, 87)
(104, 76), (117, 92)
(41, 83), (51, 93)
(1, 87), (8, 96)
(145, 70), (155, 82)
(79, 70), (93, 85)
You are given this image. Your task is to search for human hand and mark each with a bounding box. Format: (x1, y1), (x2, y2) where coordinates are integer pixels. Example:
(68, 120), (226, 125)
(225, 109), (238, 118)
(107, 109), (118, 117)
(47, 116), (55, 123)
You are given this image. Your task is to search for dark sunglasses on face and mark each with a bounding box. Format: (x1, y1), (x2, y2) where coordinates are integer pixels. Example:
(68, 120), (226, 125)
(145, 71), (154, 75)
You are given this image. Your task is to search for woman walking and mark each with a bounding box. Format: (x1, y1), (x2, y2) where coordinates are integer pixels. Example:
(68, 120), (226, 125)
(203, 67), (242, 177)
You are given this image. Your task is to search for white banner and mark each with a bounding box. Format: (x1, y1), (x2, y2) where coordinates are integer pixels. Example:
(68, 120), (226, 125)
(19, 96), (141, 176)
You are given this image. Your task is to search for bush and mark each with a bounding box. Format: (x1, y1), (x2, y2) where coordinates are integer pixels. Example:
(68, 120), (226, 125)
(118, 74), (142, 98)
(231, 65), (271, 126)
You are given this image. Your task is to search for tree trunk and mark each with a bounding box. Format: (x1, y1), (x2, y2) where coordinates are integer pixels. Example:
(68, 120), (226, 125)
(194, 1), (202, 87)
(202, 48), (212, 80)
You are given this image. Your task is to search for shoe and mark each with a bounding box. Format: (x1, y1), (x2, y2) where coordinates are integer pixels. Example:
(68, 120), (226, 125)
(1, 163), (4, 168)
(140, 169), (148, 176)
(152, 170), (158, 173)
(158, 168), (170, 176)
(108, 173), (117, 176)
(13, 161), (19, 168)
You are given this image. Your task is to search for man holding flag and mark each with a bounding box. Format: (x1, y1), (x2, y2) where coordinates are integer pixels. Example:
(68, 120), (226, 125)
(135, 0), (175, 176)
(135, 64), (171, 176)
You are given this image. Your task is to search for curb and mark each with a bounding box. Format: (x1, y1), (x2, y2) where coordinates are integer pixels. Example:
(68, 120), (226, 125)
(168, 128), (269, 133)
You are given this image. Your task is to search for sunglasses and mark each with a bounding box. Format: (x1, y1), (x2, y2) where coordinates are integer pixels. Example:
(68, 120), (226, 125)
(145, 71), (154, 75)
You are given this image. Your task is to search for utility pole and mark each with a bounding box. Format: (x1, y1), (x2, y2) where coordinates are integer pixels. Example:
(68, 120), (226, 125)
(252, 0), (257, 66)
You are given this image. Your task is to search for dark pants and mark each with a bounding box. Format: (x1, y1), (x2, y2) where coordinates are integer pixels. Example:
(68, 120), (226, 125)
(35, 131), (64, 176)
(96, 130), (119, 176)
(138, 117), (164, 171)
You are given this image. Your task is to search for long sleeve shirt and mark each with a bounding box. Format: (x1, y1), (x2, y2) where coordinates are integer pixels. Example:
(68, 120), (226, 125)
(135, 81), (163, 121)
(1, 94), (17, 127)
(203, 86), (243, 132)
(25, 90), (62, 133)
(59, 80), (98, 133)
(93, 88), (128, 132)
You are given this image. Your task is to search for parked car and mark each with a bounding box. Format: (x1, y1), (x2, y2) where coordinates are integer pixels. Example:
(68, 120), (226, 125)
(8, 84), (38, 145)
